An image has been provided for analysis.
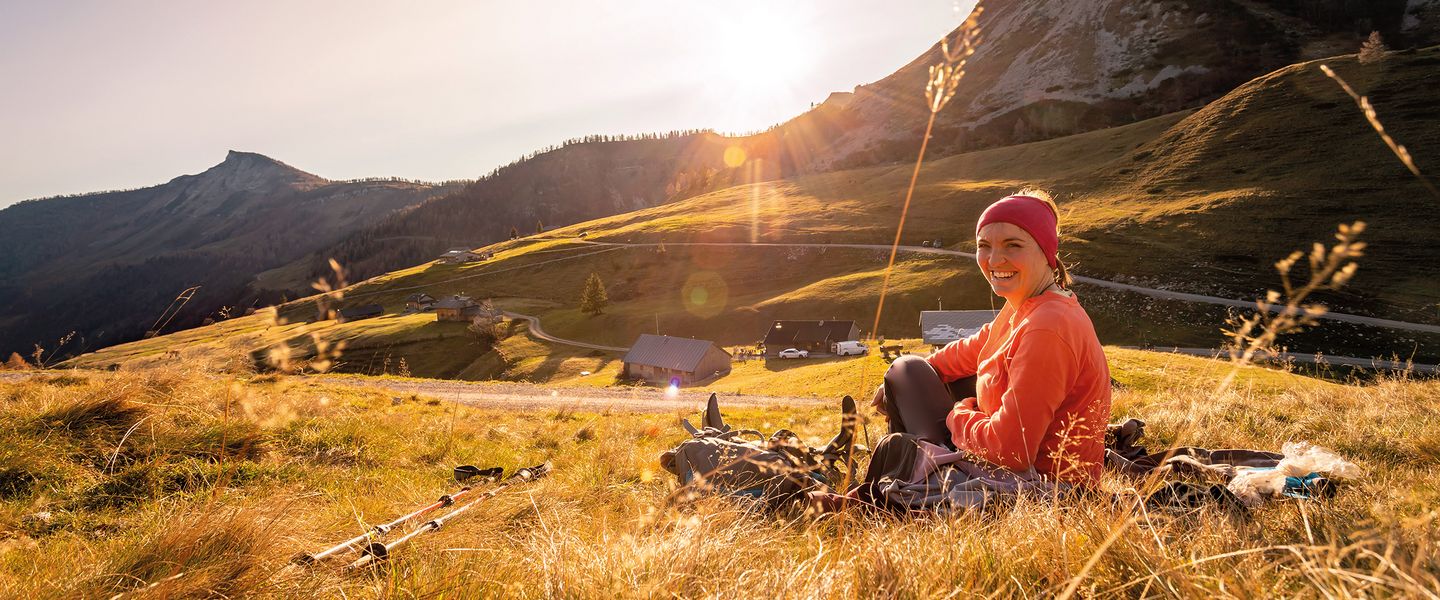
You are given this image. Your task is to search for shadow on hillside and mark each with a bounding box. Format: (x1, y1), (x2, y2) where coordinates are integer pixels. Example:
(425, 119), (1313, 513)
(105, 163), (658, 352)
(523, 350), (618, 384)
(506, 320), (621, 383)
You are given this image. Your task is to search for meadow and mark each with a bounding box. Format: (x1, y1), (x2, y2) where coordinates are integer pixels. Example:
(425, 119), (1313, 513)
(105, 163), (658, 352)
(2, 348), (1438, 598)
(14, 24), (1440, 599)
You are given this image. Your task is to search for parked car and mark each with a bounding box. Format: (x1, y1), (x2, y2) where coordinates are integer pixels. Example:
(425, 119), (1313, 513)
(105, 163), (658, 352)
(778, 348), (809, 359)
(832, 340), (868, 356)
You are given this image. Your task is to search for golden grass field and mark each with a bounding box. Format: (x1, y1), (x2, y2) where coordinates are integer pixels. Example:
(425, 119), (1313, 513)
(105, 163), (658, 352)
(14, 38), (1439, 599)
(3, 347), (1438, 598)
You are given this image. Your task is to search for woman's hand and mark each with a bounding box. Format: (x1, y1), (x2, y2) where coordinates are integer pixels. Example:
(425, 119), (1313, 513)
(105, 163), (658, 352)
(870, 383), (887, 419)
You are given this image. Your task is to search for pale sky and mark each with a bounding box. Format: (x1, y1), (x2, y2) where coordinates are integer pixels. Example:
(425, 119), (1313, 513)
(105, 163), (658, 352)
(0, 1), (975, 207)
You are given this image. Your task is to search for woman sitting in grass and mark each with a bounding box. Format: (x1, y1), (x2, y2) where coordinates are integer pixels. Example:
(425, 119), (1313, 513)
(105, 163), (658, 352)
(873, 190), (1112, 484)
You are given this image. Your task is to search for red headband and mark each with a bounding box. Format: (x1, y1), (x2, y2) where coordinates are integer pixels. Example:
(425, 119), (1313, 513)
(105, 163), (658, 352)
(976, 195), (1059, 268)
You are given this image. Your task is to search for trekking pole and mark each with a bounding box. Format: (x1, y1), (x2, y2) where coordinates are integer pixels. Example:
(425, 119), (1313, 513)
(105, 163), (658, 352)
(293, 466), (504, 566)
(346, 462), (551, 571)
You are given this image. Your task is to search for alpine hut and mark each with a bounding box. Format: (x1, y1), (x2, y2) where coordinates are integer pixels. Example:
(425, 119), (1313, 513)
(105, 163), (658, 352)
(919, 310), (996, 347)
(622, 334), (731, 386)
(761, 320), (860, 357)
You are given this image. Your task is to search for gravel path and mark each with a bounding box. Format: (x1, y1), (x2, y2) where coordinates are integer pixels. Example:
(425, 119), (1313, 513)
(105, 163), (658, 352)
(314, 375), (831, 413)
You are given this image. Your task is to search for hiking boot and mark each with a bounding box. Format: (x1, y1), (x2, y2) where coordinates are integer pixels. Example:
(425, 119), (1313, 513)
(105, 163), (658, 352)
(703, 392), (728, 432)
(819, 395), (859, 460)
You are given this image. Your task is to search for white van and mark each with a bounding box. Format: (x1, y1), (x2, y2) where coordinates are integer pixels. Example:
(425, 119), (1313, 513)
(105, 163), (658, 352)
(832, 340), (868, 356)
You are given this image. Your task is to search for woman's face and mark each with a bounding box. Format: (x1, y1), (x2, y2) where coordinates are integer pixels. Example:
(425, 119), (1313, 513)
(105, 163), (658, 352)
(976, 222), (1054, 303)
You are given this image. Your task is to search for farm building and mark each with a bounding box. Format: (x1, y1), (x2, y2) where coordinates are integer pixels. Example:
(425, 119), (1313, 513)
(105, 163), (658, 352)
(432, 295), (481, 322)
(336, 304), (383, 323)
(920, 310), (996, 347)
(438, 248), (491, 264)
(761, 320), (860, 357)
(622, 334), (731, 386)
(405, 293), (437, 311)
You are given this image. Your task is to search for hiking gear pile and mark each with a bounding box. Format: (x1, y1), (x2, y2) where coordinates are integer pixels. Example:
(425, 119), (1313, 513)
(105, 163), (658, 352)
(294, 462), (549, 570)
(659, 396), (1362, 515)
(1106, 418), (1360, 510)
(659, 393), (861, 508)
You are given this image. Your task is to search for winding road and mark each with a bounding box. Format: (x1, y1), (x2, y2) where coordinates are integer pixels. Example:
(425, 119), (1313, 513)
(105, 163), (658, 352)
(1118, 346), (1438, 374)
(471, 240), (1439, 372)
(501, 311), (629, 352)
(580, 241), (1440, 335)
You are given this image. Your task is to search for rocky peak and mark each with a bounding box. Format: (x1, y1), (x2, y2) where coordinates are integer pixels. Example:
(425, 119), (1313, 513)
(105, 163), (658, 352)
(192, 150), (323, 188)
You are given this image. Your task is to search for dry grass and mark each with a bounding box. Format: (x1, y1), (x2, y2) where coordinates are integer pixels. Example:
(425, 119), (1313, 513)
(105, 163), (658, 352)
(0, 357), (1437, 598)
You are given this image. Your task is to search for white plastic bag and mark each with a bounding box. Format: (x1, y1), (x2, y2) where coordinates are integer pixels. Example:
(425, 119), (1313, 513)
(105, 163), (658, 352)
(1227, 442), (1361, 507)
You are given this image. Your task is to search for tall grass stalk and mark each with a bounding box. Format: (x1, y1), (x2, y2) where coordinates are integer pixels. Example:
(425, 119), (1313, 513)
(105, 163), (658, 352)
(1319, 64), (1439, 200)
(868, 5), (982, 350)
(857, 9), (984, 490)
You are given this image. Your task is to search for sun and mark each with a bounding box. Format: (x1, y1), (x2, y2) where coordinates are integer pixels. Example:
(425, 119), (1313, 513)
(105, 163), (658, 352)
(712, 11), (814, 96)
(694, 4), (818, 132)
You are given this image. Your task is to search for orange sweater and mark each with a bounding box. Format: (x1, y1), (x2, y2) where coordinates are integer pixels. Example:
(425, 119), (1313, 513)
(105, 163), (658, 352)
(930, 291), (1111, 483)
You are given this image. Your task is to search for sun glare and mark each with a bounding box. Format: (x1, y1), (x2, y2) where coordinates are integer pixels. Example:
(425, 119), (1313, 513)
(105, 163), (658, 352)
(695, 4), (818, 132)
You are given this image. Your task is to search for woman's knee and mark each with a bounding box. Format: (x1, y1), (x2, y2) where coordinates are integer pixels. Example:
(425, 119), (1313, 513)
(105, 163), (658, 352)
(886, 354), (937, 383)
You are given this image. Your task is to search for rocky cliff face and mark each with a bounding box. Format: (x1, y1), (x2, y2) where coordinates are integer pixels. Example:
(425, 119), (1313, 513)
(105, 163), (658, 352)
(806, 0), (1434, 170)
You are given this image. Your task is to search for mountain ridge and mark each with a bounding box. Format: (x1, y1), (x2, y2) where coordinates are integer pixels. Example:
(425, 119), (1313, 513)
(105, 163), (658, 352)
(0, 151), (461, 356)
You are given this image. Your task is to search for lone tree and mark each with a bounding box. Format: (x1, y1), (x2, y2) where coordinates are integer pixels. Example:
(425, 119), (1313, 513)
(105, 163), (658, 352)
(509, 226), (520, 240)
(1359, 31), (1388, 64)
(3, 352), (31, 370)
(535, 219), (545, 235)
(579, 272), (609, 316)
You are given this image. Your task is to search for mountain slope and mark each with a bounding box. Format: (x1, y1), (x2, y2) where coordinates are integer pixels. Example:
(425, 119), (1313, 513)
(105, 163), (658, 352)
(810, 0), (1434, 170)
(290, 0), (1439, 294)
(279, 108), (864, 288)
(0, 151), (460, 356)
(72, 47), (1440, 377)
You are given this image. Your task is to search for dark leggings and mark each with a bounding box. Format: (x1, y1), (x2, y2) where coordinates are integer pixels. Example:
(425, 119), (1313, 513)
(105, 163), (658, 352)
(882, 355), (977, 449)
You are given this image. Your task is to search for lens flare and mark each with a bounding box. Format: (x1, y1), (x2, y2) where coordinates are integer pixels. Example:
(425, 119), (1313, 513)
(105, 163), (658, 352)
(681, 271), (728, 318)
(723, 145), (747, 168)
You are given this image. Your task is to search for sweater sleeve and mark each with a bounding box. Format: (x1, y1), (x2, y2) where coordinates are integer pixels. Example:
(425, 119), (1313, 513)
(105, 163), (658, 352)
(945, 328), (1075, 472)
(926, 321), (992, 381)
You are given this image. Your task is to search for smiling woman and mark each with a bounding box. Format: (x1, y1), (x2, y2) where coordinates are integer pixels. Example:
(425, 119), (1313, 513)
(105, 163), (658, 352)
(874, 189), (1113, 485)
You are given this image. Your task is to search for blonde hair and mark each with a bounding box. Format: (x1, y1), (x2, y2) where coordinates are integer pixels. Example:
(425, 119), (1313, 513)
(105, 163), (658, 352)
(1014, 187), (1073, 289)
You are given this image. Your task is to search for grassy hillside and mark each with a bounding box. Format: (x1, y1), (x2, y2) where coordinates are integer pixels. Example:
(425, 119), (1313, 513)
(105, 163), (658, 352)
(63, 48), (1440, 377)
(4, 352), (1438, 597)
